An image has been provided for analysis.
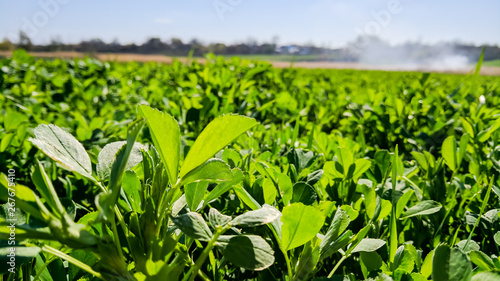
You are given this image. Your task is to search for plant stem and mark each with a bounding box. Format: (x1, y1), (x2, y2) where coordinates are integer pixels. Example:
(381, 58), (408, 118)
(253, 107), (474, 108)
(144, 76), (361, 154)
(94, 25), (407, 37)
(463, 175), (495, 250)
(114, 205), (133, 250)
(110, 214), (124, 261)
(99, 181), (128, 234)
(327, 255), (347, 278)
(389, 146), (399, 264)
(95, 180), (108, 193)
(281, 246), (293, 280)
(183, 225), (230, 281)
(198, 270), (212, 281)
(156, 184), (181, 236)
(96, 181), (128, 261)
(268, 222), (293, 279)
(23, 263), (29, 281)
(32, 256), (57, 281)
(434, 186), (458, 238)
(41, 245), (104, 280)
(186, 254), (212, 281)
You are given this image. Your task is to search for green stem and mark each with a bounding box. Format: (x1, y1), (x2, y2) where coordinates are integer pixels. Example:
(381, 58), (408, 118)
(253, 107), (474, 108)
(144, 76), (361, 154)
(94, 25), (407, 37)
(110, 213), (124, 261)
(33, 256), (57, 281)
(185, 253), (212, 281)
(97, 181), (128, 261)
(389, 146), (399, 265)
(463, 175), (495, 250)
(97, 181), (129, 235)
(115, 205), (131, 244)
(281, 246), (293, 280)
(156, 183), (181, 236)
(183, 225), (229, 281)
(434, 185), (458, 238)
(432, 164), (457, 243)
(23, 263), (29, 281)
(41, 245), (104, 280)
(327, 255), (347, 278)
(95, 180), (107, 193)
(267, 222), (293, 279)
(156, 201), (168, 236)
(198, 270), (212, 281)
(450, 225), (461, 246)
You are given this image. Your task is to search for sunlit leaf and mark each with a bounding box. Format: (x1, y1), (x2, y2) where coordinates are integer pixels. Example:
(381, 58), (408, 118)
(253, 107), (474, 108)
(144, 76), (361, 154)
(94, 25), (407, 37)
(281, 203), (325, 251)
(180, 115), (258, 178)
(138, 105), (181, 185)
(29, 124), (93, 179)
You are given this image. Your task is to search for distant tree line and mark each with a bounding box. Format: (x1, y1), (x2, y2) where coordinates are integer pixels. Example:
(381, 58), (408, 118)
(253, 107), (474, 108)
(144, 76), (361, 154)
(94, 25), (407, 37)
(0, 32), (323, 57)
(1, 31), (499, 62)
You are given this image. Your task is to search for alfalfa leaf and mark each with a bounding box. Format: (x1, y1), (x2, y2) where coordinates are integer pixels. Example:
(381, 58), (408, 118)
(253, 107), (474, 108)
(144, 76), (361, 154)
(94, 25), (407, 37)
(29, 124), (93, 180)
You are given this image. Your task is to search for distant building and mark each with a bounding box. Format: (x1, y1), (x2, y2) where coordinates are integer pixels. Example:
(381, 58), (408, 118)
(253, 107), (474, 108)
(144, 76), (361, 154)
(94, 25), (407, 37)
(275, 45), (311, 55)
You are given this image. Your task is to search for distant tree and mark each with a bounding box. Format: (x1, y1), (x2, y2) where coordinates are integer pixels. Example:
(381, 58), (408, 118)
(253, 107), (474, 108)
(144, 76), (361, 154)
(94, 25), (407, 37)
(171, 38), (184, 49)
(18, 31), (33, 50)
(47, 37), (63, 51)
(0, 38), (14, 51)
(226, 44), (250, 55)
(141, 38), (167, 54)
(258, 43), (276, 54)
(208, 43), (226, 55)
(188, 38), (206, 56)
(169, 38), (186, 55)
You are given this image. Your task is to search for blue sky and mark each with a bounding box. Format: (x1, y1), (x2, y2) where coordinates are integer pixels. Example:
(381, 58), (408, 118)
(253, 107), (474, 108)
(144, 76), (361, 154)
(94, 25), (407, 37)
(0, 0), (499, 47)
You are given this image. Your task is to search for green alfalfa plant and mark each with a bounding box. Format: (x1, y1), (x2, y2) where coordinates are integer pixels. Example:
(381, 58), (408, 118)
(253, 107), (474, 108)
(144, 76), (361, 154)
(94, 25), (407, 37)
(1, 120), (144, 280)
(0, 105), (279, 280)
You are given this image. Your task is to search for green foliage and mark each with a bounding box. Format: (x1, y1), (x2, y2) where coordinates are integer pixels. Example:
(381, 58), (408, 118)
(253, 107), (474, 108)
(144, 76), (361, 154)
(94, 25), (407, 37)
(400, 200), (442, 219)
(179, 114), (258, 178)
(138, 105), (180, 185)
(1, 50), (500, 280)
(217, 235), (275, 271)
(432, 244), (472, 281)
(29, 124), (93, 180)
(281, 203), (325, 251)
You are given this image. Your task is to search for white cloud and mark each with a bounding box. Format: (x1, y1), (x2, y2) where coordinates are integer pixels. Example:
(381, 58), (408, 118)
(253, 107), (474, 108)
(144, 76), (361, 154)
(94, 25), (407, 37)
(154, 18), (174, 24)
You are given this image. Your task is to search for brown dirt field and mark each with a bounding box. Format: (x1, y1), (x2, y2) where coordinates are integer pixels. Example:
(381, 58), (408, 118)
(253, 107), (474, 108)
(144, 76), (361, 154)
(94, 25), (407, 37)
(1, 51), (499, 76)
